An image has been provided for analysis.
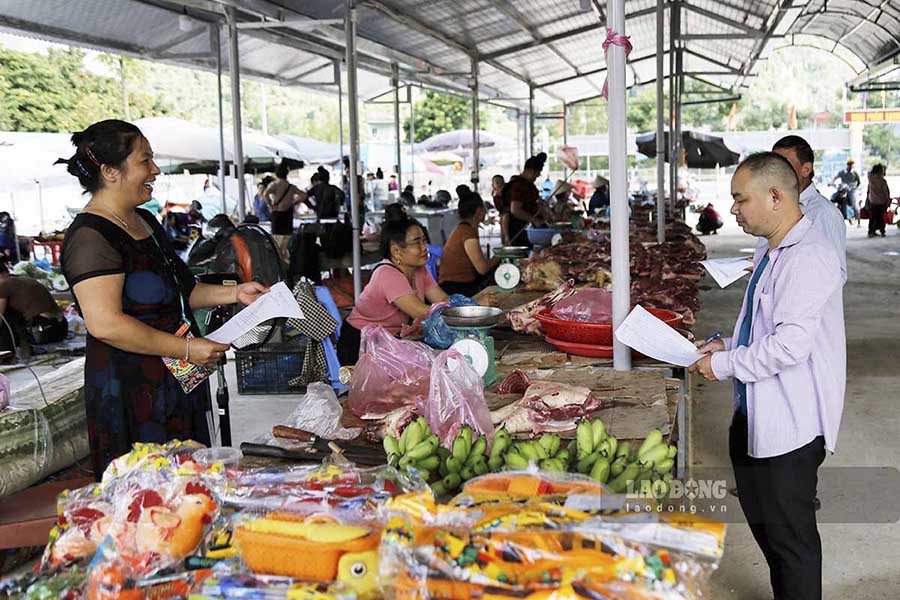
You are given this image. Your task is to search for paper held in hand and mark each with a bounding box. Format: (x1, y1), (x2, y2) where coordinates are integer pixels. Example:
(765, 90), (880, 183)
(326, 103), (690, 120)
(206, 281), (304, 345)
(614, 305), (704, 367)
(700, 257), (753, 288)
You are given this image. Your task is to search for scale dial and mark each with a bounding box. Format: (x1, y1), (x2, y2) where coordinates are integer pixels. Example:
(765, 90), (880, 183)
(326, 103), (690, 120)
(495, 263), (521, 289)
(449, 339), (489, 377)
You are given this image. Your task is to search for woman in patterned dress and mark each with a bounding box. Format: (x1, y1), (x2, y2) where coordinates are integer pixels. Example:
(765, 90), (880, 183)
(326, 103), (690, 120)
(59, 120), (268, 477)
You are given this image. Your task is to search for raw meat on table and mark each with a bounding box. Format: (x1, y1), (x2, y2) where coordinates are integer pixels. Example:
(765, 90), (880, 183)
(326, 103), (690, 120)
(491, 380), (602, 434)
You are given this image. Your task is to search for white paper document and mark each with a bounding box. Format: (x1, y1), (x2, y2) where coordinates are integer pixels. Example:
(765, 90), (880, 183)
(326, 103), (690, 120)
(700, 256), (753, 288)
(614, 305), (704, 367)
(206, 281), (304, 345)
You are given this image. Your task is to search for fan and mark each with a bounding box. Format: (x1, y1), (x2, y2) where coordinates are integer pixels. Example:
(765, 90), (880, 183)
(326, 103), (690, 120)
(206, 223), (286, 350)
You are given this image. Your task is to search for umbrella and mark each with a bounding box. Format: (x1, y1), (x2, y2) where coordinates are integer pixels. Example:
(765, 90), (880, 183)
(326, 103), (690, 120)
(0, 132), (74, 190)
(417, 129), (515, 153)
(635, 130), (740, 168)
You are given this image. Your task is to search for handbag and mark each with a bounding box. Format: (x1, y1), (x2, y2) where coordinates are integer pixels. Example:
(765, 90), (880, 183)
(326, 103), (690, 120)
(885, 208), (895, 225)
(860, 204), (871, 220)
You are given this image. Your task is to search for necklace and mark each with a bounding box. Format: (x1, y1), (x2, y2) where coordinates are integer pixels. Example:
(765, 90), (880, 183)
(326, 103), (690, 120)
(88, 204), (131, 230)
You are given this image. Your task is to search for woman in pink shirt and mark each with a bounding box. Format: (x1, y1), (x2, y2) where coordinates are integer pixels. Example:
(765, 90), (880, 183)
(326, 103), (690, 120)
(337, 216), (449, 364)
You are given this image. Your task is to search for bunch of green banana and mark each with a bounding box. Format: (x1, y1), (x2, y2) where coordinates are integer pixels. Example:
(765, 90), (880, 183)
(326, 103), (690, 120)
(432, 425), (496, 496)
(605, 429), (678, 493)
(569, 418), (619, 484)
(383, 417), (441, 482)
(504, 433), (570, 473)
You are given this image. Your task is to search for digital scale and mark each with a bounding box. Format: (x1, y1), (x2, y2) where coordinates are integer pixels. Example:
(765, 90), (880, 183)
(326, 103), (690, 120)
(493, 246), (530, 291)
(441, 306), (504, 387)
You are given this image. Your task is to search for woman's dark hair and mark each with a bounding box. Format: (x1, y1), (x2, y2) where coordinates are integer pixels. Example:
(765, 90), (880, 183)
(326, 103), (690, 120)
(56, 119), (143, 194)
(380, 216), (420, 260)
(455, 184), (471, 201)
(276, 161), (290, 179)
(384, 202), (407, 223)
(871, 163), (886, 176)
(317, 166), (330, 184)
(524, 152), (548, 173)
(458, 192), (486, 219)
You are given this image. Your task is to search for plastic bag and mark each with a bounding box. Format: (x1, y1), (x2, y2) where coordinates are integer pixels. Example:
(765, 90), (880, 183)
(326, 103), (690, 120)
(422, 294), (477, 349)
(422, 349), (493, 448)
(285, 382), (361, 441)
(551, 287), (612, 323)
(349, 326), (434, 419)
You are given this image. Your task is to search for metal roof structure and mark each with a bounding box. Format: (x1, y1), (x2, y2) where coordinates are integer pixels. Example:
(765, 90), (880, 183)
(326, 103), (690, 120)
(2, 1), (899, 108)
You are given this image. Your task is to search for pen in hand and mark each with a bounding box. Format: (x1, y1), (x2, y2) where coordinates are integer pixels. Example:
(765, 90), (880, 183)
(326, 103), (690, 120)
(703, 330), (722, 345)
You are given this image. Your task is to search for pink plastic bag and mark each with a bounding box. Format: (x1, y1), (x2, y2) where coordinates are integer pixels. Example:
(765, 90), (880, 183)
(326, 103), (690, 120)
(551, 288), (612, 323)
(423, 349), (493, 448)
(349, 326), (434, 419)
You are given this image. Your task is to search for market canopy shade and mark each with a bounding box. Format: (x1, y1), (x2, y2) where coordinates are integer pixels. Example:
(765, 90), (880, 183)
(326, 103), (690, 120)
(635, 131), (740, 169)
(135, 117), (276, 168)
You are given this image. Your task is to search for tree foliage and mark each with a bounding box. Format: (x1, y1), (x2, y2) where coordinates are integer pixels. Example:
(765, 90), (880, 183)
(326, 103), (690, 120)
(404, 90), (472, 143)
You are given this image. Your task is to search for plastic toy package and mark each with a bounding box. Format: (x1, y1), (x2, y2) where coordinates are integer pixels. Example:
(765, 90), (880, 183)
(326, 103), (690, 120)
(230, 511), (382, 599)
(379, 473), (726, 600)
(188, 571), (356, 599)
(100, 440), (218, 486)
(218, 462), (430, 517)
(43, 468), (220, 577)
(448, 470), (609, 508)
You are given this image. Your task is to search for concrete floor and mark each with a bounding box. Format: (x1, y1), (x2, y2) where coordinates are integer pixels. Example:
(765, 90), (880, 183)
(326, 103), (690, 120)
(214, 218), (900, 598)
(695, 220), (900, 599)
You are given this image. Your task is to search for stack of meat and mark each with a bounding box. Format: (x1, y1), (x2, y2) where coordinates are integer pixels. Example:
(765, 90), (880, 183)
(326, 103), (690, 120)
(518, 223), (705, 325)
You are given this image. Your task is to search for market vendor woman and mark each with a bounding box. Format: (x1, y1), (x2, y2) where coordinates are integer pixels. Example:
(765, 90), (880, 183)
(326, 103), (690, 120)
(439, 191), (500, 298)
(337, 216), (448, 365)
(59, 119), (268, 477)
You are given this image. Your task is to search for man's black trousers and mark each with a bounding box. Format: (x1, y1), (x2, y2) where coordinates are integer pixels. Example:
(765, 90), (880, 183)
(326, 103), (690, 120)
(729, 412), (826, 600)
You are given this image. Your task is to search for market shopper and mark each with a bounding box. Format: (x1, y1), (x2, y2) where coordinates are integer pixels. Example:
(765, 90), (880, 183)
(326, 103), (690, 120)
(337, 216), (449, 365)
(690, 152), (844, 600)
(772, 135), (846, 280)
(832, 158), (861, 225)
(264, 161), (306, 259)
(502, 152), (551, 247)
(58, 119), (269, 477)
(695, 202), (723, 235)
(439, 191), (500, 298)
(865, 163), (891, 238)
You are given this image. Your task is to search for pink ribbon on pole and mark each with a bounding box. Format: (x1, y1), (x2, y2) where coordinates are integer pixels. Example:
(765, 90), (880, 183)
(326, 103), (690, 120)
(601, 27), (633, 100)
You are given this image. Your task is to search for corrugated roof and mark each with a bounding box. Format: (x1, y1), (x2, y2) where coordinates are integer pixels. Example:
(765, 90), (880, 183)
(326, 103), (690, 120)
(0, 0), (898, 109)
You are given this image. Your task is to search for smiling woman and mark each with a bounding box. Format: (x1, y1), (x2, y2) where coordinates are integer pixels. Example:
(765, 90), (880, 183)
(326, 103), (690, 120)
(57, 119), (269, 478)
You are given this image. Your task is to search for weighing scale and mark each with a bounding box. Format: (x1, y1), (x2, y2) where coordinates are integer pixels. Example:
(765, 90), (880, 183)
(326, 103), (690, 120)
(441, 306), (504, 386)
(493, 246), (530, 291)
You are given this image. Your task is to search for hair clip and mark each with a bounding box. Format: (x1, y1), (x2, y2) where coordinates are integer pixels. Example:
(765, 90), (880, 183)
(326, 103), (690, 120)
(84, 146), (101, 166)
(74, 159), (92, 179)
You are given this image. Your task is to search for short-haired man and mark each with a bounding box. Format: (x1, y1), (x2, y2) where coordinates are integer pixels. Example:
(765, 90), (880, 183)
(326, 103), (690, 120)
(690, 152), (845, 600)
(491, 174), (508, 244)
(772, 135), (847, 281)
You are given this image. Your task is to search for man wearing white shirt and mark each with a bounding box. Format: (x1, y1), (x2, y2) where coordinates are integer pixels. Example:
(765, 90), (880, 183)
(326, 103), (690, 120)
(772, 135), (847, 282)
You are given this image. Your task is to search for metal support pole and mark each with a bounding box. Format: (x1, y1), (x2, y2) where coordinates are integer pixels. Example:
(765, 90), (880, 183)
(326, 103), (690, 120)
(226, 7), (246, 222)
(668, 2), (677, 221)
(260, 83), (268, 135)
(213, 26), (227, 215)
(608, 0), (631, 371)
(528, 86), (535, 157)
(410, 88), (416, 192)
(515, 108), (522, 171)
(337, 61), (345, 180)
(655, 0), (665, 243)
(470, 55), (480, 191)
(345, 0), (363, 299)
(675, 47), (684, 221)
(392, 64), (402, 194)
(562, 101), (568, 180)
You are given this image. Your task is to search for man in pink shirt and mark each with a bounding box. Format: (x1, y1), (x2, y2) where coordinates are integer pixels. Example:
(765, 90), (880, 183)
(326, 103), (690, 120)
(690, 152), (845, 600)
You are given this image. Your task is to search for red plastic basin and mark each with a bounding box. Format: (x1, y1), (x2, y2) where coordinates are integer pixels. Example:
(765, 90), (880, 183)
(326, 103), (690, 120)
(534, 307), (683, 346)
